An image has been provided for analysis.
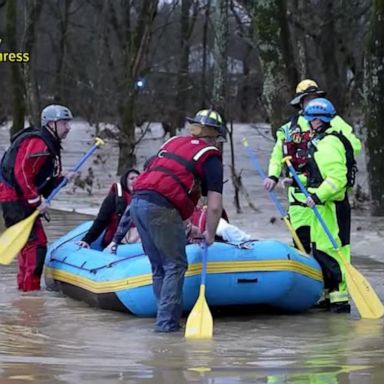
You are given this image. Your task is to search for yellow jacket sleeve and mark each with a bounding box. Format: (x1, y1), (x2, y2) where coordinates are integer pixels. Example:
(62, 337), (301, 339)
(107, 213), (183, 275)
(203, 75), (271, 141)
(267, 127), (286, 178)
(308, 135), (348, 202)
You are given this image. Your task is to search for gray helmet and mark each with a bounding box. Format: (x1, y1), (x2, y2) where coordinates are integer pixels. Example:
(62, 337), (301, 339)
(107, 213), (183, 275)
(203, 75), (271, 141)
(41, 104), (73, 126)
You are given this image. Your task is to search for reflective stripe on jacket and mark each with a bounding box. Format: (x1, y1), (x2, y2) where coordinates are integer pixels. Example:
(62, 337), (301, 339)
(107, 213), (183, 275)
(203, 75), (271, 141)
(133, 136), (221, 219)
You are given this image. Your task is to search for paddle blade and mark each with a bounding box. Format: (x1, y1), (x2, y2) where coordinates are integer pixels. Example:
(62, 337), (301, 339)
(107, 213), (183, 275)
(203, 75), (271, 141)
(0, 210), (39, 265)
(185, 285), (213, 339)
(343, 260), (384, 319)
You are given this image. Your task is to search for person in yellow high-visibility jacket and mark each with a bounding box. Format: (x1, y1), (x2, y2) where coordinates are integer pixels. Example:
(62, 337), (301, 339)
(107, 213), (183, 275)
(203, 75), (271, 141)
(265, 80), (361, 256)
(300, 97), (359, 313)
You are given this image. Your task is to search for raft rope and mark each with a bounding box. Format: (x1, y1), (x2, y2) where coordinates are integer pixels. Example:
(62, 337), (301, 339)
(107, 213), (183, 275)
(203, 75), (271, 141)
(49, 229), (145, 273)
(49, 235), (310, 277)
(50, 240), (260, 274)
(45, 258), (323, 294)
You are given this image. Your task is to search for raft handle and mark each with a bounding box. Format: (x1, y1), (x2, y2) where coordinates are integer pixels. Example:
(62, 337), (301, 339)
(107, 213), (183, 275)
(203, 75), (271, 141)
(237, 278), (258, 284)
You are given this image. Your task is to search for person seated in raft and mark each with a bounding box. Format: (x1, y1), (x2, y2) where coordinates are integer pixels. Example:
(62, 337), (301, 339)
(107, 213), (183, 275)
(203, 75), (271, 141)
(103, 158), (158, 254)
(77, 168), (140, 249)
(186, 197), (252, 243)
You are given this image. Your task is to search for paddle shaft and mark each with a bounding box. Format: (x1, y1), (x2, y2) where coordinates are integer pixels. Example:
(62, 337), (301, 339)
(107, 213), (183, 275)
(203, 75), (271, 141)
(46, 138), (104, 204)
(243, 139), (306, 254)
(201, 243), (208, 286)
(243, 142), (287, 218)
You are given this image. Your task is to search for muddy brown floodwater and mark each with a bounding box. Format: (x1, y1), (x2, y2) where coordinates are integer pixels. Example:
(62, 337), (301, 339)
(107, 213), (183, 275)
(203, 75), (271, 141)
(0, 121), (383, 383)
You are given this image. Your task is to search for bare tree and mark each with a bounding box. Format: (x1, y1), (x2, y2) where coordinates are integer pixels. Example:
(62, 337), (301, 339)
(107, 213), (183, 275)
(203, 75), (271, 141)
(212, 0), (244, 212)
(288, 0), (370, 115)
(48, 0), (73, 102)
(200, 0), (211, 108)
(23, 0), (44, 127)
(173, 0), (198, 135)
(211, 0), (228, 112)
(0, 0), (374, 145)
(365, 0), (384, 214)
(297, 0), (347, 112)
(238, 0), (294, 135)
(90, 0), (109, 134)
(6, 0), (25, 135)
(106, 0), (159, 173)
(230, 1), (264, 122)
(56, 0), (71, 102)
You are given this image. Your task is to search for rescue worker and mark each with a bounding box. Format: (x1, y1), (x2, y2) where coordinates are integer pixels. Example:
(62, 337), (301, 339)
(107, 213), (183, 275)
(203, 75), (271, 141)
(302, 98), (356, 313)
(0, 104), (74, 291)
(130, 109), (225, 332)
(264, 79), (361, 254)
(77, 168), (140, 249)
(264, 79), (326, 253)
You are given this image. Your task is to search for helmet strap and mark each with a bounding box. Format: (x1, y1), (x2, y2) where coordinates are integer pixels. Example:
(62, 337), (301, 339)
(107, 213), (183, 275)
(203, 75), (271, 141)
(310, 119), (330, 133)
(46, 121), (62, 142)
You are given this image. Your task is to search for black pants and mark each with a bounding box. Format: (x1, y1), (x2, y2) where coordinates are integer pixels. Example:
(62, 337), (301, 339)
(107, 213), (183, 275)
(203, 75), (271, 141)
(293, 225), (311, 254)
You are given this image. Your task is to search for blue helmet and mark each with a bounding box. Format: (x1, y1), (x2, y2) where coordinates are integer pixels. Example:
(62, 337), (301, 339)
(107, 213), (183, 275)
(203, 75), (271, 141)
(303, 98), (336, 123)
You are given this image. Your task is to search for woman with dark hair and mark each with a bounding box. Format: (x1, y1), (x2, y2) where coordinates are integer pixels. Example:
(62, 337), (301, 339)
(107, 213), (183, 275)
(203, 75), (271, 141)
(77, 168), (140, 249)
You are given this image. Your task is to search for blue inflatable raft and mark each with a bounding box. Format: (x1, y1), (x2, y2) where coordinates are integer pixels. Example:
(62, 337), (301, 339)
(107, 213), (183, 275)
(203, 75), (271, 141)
(44, 221), (324, 316)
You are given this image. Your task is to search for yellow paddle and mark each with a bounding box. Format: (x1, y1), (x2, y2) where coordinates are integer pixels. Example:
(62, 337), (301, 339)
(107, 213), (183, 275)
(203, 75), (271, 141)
(185, 243), (213, 339)
(284, 156), (384, 319)
(242, 138), (307, 255)
(0, 137), (104, 265)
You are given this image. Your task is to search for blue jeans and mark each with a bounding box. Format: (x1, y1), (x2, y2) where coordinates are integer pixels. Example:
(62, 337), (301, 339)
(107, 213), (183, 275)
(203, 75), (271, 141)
(130, 197), (188, 331)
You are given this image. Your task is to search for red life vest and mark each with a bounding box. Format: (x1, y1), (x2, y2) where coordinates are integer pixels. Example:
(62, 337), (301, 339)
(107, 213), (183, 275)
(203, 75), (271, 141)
(133, 136), (221, 219)
(190, 206), (207, 233)
(282, 129), (311, 171)
(190, 206), (229, 233)
(103, 182), (133, 246)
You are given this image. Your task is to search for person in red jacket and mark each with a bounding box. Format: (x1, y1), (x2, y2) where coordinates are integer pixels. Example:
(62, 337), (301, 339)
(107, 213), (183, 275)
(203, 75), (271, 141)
(0, 104), (74, 291)
(130, 109), (225, 333)
(77, 168), (140, 249)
